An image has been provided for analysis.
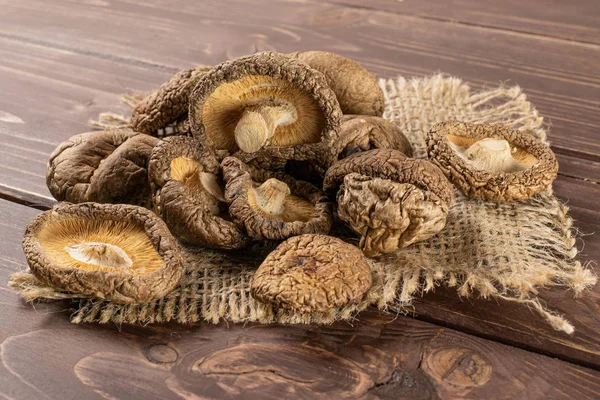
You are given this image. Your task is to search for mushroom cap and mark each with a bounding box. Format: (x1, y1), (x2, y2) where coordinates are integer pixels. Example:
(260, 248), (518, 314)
(46, 128), (160, 207)
(427, 121), (559, 201)
(323, 149), (453, 257)
(250, 234), (372, 313)
(337, 173), (449, 257)
(335, 115), (413, 159)
(323, 149), (454, 204)
(221, 156), (333, 241)
(131, 66), (212, 135)
(189, 52), (342, 168)
(22, 202), (183, 303)
(148, 136), (249, 249)
(288, 51), (384, 116)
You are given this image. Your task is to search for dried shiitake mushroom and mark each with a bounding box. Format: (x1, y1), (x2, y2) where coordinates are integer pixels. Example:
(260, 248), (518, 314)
(288, 51), (384, 116)
(250, 234), (372, 313)
(22, 202), (183, 303)
(189, 52), (342, 169)
(221, 156), (333, 241)
(324, 149), (453, 257)
(427, 121), (559, 201)
(286, 115), (413, 184)
(131, 66), (213, 135)
(148, 136), (249, 249)
(46, 128), (160, 207)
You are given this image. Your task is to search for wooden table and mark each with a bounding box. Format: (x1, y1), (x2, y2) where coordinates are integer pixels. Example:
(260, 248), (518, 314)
(1, 1), (599, 398)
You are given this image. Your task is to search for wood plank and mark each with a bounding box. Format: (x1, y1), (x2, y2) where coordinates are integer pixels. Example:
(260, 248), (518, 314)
(414, 174), (600, 368)
(1, 200), (599, 400)
(329, 0), (600, 45)
(0, 0), (598, 158)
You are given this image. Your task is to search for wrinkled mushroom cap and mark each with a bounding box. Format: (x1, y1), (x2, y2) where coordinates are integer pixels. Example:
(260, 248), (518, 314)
(251, 234), (372, 313)
(222, 156), (333, 241)
(335, 115), (413, 159)
(22, 202), (183, 303)
(46, 128), (160, 207)
(189, 52), (342, 169)
(427, 121), (559, 201)
(131, 66), (213, 135)
(324, 149), (453, 257)
(148, 136), (249, 249)
(288, 51), (384, 116)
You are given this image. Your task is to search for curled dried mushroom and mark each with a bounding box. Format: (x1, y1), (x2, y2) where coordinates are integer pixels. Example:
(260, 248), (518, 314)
(251, 234), (372, 313)
(427, 121), (559, 201)
(222, 156), (333, 241)
(324, 149), (453, 257)
(288, 51), (385, 116)
(46, 128), (160, 207)
(22, 202), (183, 303)
(189, 52), (342, 168)
(131, 66), (213, 135)
(148, 136), (249, 249)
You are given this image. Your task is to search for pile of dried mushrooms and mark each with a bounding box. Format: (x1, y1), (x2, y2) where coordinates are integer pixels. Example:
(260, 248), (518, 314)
(24, 51), (558, 314)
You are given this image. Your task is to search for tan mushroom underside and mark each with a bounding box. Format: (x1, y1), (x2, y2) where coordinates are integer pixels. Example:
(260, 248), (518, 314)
(447, 135), (537, 173)
(248, 178), (315, 222)
(36, 218), (164, 275)
(202, 75), (326, 153)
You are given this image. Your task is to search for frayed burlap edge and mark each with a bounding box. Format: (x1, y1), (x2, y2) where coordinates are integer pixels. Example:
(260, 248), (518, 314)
(10, 74), (596, 334)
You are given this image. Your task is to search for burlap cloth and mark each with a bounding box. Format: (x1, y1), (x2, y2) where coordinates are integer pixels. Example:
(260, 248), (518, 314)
(10, 74), (597, 333)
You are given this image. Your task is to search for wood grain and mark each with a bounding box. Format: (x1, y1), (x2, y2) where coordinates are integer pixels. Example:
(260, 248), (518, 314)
(0, 0), (598, 158)
(329, 0), (600, 45)
(0, 200), (598, 399)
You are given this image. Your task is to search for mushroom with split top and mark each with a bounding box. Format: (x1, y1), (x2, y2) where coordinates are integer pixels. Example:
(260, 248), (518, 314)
(148, 136), (249, 249)
(324, 149), (453, 257)
(189, 52), (342, 170)
(221, 156), (333, 241)
(250, 234), (373, 313)
(46, 128), (160, 207)
(427, 121), (559, 201)
(22, 202), (183, 303)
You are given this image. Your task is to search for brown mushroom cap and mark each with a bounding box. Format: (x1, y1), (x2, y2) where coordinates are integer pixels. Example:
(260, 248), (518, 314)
(221, 156), (333, 241)
(46, 128), (160, 207)
(336, 115), (413, 158)
(323, 149), (453, 257)
(148, 136), (249, 249)
(250, 234), (372, 313)
(288, 51), (384, 116)
(22, 202), (183, 303)
(131, 66), (212, 135)
(427, 121), (559, 201)
(189, 52), (342, 169)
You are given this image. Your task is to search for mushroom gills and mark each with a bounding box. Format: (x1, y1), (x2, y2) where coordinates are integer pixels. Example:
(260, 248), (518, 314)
(170, 156), (226, 212)
(248, 178), (315, 222)
(448, 135), (536, 173)
(36, 217), (164, 274)
(202, 75), (325, 153)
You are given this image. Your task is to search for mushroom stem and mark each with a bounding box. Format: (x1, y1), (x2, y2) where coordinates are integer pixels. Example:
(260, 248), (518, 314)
(464, 138), (521, 172)
(234, 103), (298, 153)
(65, 242), (133, 269)
(251, 178), (291, 216)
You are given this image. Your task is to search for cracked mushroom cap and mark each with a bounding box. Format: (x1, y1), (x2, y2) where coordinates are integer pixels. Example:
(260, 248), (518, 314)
(46, 128), (160, 207)
(221, 156), (333, 241)
(250, 234), (372, 313)
(148, 136), (249, 249)
(22, 202), (183, 303)
(131, 66), (213, 135)
(288, 51), (384, 116)
(188, 52), (342, 168)
(323, 149), (453, 257)
(426, 121), (559, 201)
